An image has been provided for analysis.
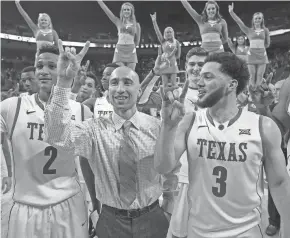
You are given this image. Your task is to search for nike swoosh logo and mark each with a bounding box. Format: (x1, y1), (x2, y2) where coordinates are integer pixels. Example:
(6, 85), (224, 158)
(26, 110), (36, 114)
(81, 220), (87, 226)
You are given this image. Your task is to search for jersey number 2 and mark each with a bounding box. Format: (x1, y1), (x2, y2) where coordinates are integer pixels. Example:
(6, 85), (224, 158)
(212, 166), (227, 197)
(43, 146), (57, 174)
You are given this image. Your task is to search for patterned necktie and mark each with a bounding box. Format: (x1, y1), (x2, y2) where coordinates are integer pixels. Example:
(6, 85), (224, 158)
(119, 121), (138, 206)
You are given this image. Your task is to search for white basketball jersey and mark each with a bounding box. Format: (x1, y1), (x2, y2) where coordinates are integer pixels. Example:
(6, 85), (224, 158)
(94, 93), (113, 119)
(8, 94), (83, 206)
(187, 109), (264, 238)
(19, 92), (29, 98)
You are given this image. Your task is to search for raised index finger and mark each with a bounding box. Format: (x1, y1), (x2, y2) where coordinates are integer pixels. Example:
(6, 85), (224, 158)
(58, 39), (64, 54)
(78, 41), (91, 60)
(84, 60), (90, 72)
(180, 80), (189, 103)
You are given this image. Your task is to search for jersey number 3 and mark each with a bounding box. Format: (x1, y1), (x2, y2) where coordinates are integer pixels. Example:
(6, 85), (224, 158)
(212, 166), (227, 197)
(43, 146), (57, 174)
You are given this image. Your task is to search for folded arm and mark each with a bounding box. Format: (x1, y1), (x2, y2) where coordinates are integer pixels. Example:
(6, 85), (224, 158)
(264, 28), (271, 48)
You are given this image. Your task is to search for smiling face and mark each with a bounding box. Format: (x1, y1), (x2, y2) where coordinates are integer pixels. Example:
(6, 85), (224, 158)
(122, 4), (132, 18)
(186, 55), (206, 88)
(164, 27), (174, 40)
(108, 67), (141, 113)
(197, 62), (233, 108)
(206, 3), (217, 20)
(38, 15), (50, 29)
(237, 36), (245, 46)
(35, 52), (58, 94)
(252, 13), (263, 27)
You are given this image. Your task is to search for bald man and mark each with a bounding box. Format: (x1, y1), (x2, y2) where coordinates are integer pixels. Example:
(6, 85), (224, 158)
(45, 66), (178, 238)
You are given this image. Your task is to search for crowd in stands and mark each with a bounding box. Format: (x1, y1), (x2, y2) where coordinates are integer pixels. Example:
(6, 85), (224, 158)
(2, 46), (289, 100)
(1, 1), (290, 99)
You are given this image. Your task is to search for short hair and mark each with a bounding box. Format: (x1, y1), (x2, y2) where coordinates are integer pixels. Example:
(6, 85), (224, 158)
(204, 52), (250, 95)
(86, 71), (100, 88)
(38, 44), (59, 56)
(105, 63), (120, 69)
(21, 66), (35, 74)
(186, 47), (208, 62)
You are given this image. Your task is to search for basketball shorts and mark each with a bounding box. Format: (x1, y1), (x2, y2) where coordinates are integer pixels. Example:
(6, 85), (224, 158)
(7, 192), (89, 238)
(2, 190), (14, 238)
(166, 183), (189, 238)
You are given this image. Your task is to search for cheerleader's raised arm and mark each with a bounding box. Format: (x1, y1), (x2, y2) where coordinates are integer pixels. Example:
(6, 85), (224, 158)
(96, 0), (140, 70)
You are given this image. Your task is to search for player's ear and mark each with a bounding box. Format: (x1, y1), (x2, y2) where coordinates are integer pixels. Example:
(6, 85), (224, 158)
(137, 87), (142, 99)
(229, 79), (238, 91)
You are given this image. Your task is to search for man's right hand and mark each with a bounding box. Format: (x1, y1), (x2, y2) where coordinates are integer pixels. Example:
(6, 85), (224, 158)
(160, 80), (189, 128)
(57, 39), (90, 87)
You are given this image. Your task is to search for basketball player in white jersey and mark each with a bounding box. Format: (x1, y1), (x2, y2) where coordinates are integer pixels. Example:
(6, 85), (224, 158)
(20, 66), (40, 97)
(166, 47), (207, 238)
(83, 63), (118, 117)
(155, 52), (290, 238)
(0, 43), (92, 238)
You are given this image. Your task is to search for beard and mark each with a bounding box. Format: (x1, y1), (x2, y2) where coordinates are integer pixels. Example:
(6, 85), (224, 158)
(196, 86), (225, 108)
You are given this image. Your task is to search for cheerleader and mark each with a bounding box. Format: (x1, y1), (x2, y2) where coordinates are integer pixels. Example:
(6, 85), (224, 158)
(229, 3), (270, 90)
(97, 0), (141, 70)
(227, 35), (249, 62)
(150, 12), (181, 87)
(181, 0), (228, 54)
(15, 0), (59, 64)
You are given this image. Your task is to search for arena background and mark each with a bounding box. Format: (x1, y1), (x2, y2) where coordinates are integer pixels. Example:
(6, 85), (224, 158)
(1, 1), (290, 95)
(1, 1), (290, 238)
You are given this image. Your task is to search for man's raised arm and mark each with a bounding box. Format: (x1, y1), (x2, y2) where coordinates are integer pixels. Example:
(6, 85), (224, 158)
(154, 80), (193, 174)
(44, 40), (93, 158)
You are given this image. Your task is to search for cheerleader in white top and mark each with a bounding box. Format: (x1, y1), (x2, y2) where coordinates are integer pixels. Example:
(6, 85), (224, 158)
(150, 12), (181, 87)
(15, 0), (59, 64)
